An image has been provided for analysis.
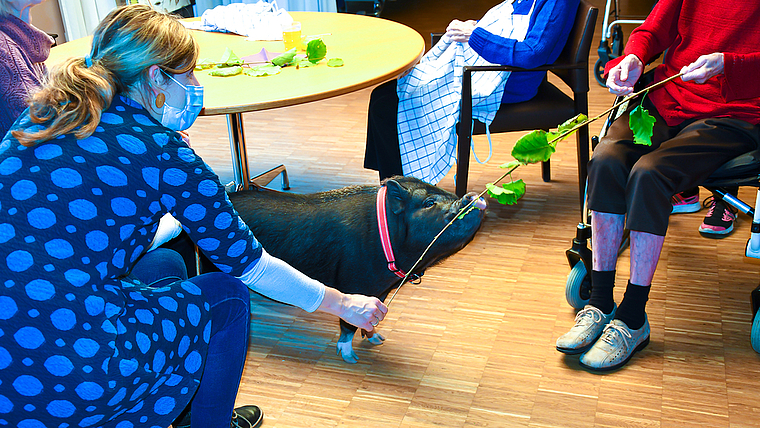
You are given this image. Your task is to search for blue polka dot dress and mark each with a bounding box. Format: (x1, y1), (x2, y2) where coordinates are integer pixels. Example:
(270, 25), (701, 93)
(0, 95), (263, 427)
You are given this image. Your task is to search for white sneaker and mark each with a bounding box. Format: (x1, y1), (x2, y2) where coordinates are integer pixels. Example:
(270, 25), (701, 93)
(556, 304), (616, 354)
(579, 317), (650, 371)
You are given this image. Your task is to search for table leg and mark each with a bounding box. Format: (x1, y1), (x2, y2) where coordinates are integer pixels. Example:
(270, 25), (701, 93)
(227, 112), (251, 191)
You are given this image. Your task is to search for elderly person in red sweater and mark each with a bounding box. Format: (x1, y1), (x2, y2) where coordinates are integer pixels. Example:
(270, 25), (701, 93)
(555, 0), (760, 371)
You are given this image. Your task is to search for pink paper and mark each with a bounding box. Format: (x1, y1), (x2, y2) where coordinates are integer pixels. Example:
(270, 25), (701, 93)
(241, 48), (282, 64)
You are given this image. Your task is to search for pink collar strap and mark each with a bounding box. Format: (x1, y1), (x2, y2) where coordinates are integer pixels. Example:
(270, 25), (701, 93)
(376, 185), (408, 279)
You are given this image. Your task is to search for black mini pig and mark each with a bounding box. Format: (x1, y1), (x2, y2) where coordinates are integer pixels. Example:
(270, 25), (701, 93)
(226, 176), (487, 363)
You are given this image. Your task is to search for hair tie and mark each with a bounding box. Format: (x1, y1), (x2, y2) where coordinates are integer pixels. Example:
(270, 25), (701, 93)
(84, 55), (92, 68)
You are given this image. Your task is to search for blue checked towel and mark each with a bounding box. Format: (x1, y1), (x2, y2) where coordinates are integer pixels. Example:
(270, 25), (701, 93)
(397, 0), (536, 184)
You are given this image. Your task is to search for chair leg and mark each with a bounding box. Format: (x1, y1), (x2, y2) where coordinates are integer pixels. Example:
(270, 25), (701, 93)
(251, 164), (290, 190)
(455, 127), (472, 198)
(541, 160), (551, 182)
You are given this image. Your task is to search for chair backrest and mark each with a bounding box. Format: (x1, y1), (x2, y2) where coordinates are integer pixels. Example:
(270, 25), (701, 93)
(552, 0), (598, 94)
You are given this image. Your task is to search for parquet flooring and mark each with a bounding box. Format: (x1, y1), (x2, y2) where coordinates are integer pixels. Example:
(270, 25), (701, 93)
(184, 1), (760, 426)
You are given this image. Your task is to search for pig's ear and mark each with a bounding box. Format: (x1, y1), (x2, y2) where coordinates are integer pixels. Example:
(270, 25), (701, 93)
(384, 179), (410, 215)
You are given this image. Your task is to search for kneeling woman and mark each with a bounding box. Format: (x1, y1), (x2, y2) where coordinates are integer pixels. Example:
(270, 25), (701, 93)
(0, 5), (387, 428)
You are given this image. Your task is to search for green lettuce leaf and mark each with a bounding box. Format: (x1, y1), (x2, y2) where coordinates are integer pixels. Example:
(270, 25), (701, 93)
(209, 66), (242, 77)
(327, 58), (344, 67)
(486, 180), (526, 205)
(195, 58), (214, 70)
(219, 47), (243, 66)
(272, 48), (297, 67)
(498, 160), (524, 170)
(306, 39), (327, 63)
(511, 130), (555, 164)
(629, 104), (656, 146)
(244, 64), (281, 77)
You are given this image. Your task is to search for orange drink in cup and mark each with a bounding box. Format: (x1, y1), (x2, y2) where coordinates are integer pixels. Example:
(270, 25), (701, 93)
(282, 21), (302, 51)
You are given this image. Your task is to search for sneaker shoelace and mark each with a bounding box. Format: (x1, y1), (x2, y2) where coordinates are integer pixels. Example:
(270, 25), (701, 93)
(600, 322), (632, 348)
(574, 306), (605, 325)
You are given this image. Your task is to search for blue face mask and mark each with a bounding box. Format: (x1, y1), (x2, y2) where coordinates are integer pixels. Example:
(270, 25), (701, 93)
(160, 70), (204, 131)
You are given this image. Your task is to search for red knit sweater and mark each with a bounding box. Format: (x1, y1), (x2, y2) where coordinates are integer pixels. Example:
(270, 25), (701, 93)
(605, 0), (760, 126)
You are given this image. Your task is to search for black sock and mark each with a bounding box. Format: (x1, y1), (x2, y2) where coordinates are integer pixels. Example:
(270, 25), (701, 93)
(615, 281), (650, 330)
(588, 270), (615, 314)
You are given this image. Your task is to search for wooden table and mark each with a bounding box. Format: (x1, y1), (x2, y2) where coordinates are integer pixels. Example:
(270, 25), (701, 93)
(48, 12), (424, 190)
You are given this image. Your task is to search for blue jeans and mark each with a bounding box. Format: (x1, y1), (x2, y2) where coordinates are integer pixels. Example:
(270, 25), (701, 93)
(132, 248), (251, 428)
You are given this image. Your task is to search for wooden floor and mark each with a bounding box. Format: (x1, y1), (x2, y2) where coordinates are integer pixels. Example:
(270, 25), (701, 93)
(184, 1), (760, 426)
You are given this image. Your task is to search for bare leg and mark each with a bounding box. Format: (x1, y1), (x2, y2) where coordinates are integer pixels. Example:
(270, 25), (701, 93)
(591, 211), (625, 271)
(629, 230), (664, 286)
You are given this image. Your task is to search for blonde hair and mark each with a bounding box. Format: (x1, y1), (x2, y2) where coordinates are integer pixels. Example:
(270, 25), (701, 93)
(13, 4), (199, 146)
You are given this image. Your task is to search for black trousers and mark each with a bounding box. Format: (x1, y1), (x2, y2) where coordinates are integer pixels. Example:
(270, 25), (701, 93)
(588, 95), (760, 236)
(364, 80), (403, 180)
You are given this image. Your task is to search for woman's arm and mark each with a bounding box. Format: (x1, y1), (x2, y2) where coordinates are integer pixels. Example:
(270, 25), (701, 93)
(467, 0), (577, 68)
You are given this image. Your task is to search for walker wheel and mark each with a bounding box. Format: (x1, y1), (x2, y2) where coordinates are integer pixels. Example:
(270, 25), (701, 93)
(752, 311), (760, 353)
(566, 261), (591, 310)
(594, 58), (607, 87)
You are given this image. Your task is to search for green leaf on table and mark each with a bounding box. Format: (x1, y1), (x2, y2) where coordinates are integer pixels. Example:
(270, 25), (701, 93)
(294, 57), (315, 69)
(511, 130), (555, 164)
(306, 38), (327, 63)
(219, 47), (243, 66)
(486, 180), (526, 205)
(244, 64), (281, 77)
(195, 58), (214, 70)
(209, 66), (243, 77)
(271, 48), (297, 67)
(327, 58), (344, 67)
(629, 104), (656, 146)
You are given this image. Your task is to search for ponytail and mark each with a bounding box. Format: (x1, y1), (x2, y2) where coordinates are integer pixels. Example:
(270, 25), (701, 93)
(12, 4), (198, 147)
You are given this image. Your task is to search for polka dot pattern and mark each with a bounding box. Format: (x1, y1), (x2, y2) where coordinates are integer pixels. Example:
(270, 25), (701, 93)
(0, 95), (261, 426)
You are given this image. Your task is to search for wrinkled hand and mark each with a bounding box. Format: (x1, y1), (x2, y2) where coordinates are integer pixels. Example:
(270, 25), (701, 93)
(445, 19), (478, 43)
(606, 54), (644, 96)
(680, 53), (724, 84)
(339, 293), (388, 333)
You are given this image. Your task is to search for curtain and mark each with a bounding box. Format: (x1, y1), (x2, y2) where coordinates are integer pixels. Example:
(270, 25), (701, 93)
(195, 0), (337, 16)
(57, 0), (117, 41)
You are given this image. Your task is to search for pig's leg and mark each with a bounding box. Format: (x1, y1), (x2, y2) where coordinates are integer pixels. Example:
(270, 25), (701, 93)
(337, 320), (359, 363)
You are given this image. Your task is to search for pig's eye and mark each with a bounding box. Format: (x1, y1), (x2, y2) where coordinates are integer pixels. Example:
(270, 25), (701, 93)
(422, 198), (436, 208)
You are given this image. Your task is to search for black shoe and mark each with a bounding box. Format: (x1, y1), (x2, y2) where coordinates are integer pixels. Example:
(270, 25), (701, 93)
(699, 196), (737, 238)
(171, 405), (263, 428)
(231, 405), (263, 428)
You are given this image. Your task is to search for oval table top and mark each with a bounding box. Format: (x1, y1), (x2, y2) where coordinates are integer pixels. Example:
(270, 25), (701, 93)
(48, 11), (425, 116)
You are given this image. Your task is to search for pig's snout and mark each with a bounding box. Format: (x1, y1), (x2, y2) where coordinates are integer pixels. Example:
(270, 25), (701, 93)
(461, 192), (488, 212)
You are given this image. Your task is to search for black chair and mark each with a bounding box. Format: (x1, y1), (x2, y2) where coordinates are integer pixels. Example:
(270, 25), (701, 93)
(448, 0), (598, 216)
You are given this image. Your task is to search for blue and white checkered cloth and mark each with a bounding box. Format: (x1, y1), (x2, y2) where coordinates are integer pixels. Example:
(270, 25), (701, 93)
(397, 0), (535, 184)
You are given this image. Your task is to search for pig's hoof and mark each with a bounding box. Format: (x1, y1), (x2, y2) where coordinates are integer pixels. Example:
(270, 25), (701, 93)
(337, 341), (359, 364)
(366, 332), (385, 345)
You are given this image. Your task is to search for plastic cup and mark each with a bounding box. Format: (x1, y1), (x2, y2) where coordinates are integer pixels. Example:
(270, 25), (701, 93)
(282, 22), (302, 51)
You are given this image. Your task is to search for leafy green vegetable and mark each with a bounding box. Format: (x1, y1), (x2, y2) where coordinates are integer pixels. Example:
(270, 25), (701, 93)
(511, 130), (556, 164)
(498, 160), (524, 170)
(244, 64), (281, 77)
(272, 48), (297, 67)
(327, 58), (344, 67)
(209, 66), (243, 77)
(294, 57), (315, 69)
(486, 180), (526, 205)
(195, 58), (214, 70)
(306, 39), (327, 63)
(219, 48), (243, 66)
(629, 103), (656, 146)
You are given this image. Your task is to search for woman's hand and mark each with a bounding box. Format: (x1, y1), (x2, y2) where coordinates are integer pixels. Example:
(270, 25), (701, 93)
(606, 54), (644, 96)
(680, 53), (724, 84)
(318, 287), (388, 332)
(445, 19), (478, 43)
